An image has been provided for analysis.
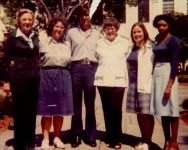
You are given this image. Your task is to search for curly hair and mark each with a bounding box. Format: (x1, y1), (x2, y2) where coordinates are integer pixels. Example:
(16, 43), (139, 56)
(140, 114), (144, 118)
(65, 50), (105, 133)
(47, 16), (67, 36)
(153, 14), (176, 32)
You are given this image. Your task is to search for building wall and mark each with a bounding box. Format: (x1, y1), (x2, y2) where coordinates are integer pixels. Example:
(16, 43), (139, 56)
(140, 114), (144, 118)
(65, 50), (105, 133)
(174, 0), (187, 13)
(0, 5), (5, 42)
(118, 0), (188, 40)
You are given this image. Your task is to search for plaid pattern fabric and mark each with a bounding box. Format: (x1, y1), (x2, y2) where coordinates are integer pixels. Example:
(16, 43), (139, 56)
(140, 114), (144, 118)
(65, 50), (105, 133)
(126, 83), (151, 114)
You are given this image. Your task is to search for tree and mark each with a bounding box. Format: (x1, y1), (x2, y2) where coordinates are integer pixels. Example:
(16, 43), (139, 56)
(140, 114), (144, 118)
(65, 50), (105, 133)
(0, 0), (92, 32)
(1, 0), (128, 32)
(0, 0), (36, 32)
(168, 12), (188, 72)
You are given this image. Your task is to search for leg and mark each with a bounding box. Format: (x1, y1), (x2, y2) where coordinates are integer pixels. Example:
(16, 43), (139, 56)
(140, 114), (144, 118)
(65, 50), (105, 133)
(83, 65), (96, 144)
(41, 116), (52, 140)
(11, 78), (39, 150)
(53, 116), (65, 149)
(11, 80), (25, 150)
(70, 64), (83, 147)
(162, 116), (171, 149)
(170, 117), (179, 142)
(162, 116), (171, 141)
(26, 77), (39, 148)
(53, 116), (63, 138)
(169, 117), (179, 150)
(98, 87), (111, 143)
(109, 87), (124, 146)
(12, 97), (26, 150)
(137, 114), (154, 144)
(41, 116), (52, 149)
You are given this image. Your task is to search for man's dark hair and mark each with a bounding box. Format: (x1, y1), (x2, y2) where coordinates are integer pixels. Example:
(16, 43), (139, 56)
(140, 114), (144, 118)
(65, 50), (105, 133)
(77, 5), (89, 18)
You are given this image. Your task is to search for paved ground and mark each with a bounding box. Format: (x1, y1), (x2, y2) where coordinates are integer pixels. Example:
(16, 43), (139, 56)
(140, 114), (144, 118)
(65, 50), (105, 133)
(0, 84), (188, 150)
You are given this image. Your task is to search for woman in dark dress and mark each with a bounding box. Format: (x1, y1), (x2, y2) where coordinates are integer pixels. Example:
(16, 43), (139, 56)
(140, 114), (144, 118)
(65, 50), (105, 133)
(3, 9), (40, 150)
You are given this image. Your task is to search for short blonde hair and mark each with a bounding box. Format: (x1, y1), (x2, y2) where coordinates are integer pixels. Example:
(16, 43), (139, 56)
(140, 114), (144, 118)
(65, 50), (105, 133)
(16, 8), (34, 26)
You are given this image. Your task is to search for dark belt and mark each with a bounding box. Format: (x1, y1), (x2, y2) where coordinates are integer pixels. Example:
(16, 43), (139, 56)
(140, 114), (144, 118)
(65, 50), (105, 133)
(42, 66), (69, 70)
(72, 59), (98, 66)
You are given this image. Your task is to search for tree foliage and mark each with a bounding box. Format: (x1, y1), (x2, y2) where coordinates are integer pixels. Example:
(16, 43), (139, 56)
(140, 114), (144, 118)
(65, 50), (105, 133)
(0, 0), (91, 32)
(0, 0), (36, 32)
(167, 12), (188, 71)
(0, 0), (127, 32)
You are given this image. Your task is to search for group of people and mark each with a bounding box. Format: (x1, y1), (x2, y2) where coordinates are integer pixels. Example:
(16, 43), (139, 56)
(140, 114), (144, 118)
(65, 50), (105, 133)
(2, 4), (180, 150)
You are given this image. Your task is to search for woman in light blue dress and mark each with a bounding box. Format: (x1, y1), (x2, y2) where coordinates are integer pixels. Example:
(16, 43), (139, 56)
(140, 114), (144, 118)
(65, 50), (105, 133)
(150, 15), (180, 150)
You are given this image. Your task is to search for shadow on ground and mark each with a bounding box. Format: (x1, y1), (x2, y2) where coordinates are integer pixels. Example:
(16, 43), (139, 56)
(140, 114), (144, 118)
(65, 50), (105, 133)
(5, 130), (162, 150)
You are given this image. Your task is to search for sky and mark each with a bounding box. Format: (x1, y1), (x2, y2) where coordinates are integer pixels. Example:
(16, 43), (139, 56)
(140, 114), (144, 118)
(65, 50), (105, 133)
(89, 0), (101, 18)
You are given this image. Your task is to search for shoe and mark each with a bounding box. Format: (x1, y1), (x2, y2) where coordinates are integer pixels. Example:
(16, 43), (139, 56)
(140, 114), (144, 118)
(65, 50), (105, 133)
(53, 137), (65, 149)
(135, 142), (149, 150)
(85, 140), (97, 147)
(71, 136), (81, 148)
(25, 147), (36, 150)
(83, 137), (97, 147)
(163, 141), (170, 150)
(168, 142), (179, 150)
(41, 139), (50, 150)
(114, 143), (121, 149)
(108, 143), (121, 149)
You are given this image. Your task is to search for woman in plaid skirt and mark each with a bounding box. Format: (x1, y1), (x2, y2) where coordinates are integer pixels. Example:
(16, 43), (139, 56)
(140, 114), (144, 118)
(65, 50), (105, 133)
(126, 22), (154, 150)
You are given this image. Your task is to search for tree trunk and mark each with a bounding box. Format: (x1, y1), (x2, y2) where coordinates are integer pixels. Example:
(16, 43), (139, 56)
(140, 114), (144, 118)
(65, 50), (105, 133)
(38, 0), (52, 20)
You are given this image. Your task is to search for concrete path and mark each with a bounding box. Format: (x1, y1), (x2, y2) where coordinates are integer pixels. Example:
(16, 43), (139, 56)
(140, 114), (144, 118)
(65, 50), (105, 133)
(1, 84), (188, 150)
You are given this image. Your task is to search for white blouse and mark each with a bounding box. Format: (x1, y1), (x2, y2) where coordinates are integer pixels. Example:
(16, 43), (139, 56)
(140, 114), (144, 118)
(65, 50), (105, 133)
(39, 36), (71, 67)
(94, 36), (130, 87)
(137, 41), (154, 93)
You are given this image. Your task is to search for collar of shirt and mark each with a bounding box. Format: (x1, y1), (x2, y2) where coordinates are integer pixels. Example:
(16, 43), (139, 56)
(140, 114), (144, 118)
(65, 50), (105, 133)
(16, 28), (35, 49)
(77, 25), (96, 38)
(103, 35), (122, 45)
(48, 36), (60, 44)
(139, 41), (153, 53)
(78, 24), (96, 30)
(130, 40), (153, 51)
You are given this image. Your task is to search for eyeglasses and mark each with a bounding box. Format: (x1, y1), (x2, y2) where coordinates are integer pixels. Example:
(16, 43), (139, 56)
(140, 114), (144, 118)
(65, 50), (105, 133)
(105, 26), (116, 31)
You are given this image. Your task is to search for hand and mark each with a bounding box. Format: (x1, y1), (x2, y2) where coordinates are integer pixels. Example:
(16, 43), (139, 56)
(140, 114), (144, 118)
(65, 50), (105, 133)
(39, 52), (46, 58)
(40, 56), (46, 64)
(163, 87), (171, 99)
(162, 87), (171, 106)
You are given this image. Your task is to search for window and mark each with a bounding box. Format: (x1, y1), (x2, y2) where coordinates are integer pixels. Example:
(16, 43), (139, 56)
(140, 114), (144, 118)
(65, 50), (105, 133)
(91, 0), (126, 24)
(187, 0), (188, 14)
(138, 0), (149, 22)
(111, 0), (126, 22)
(163, 0), (174, 14)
